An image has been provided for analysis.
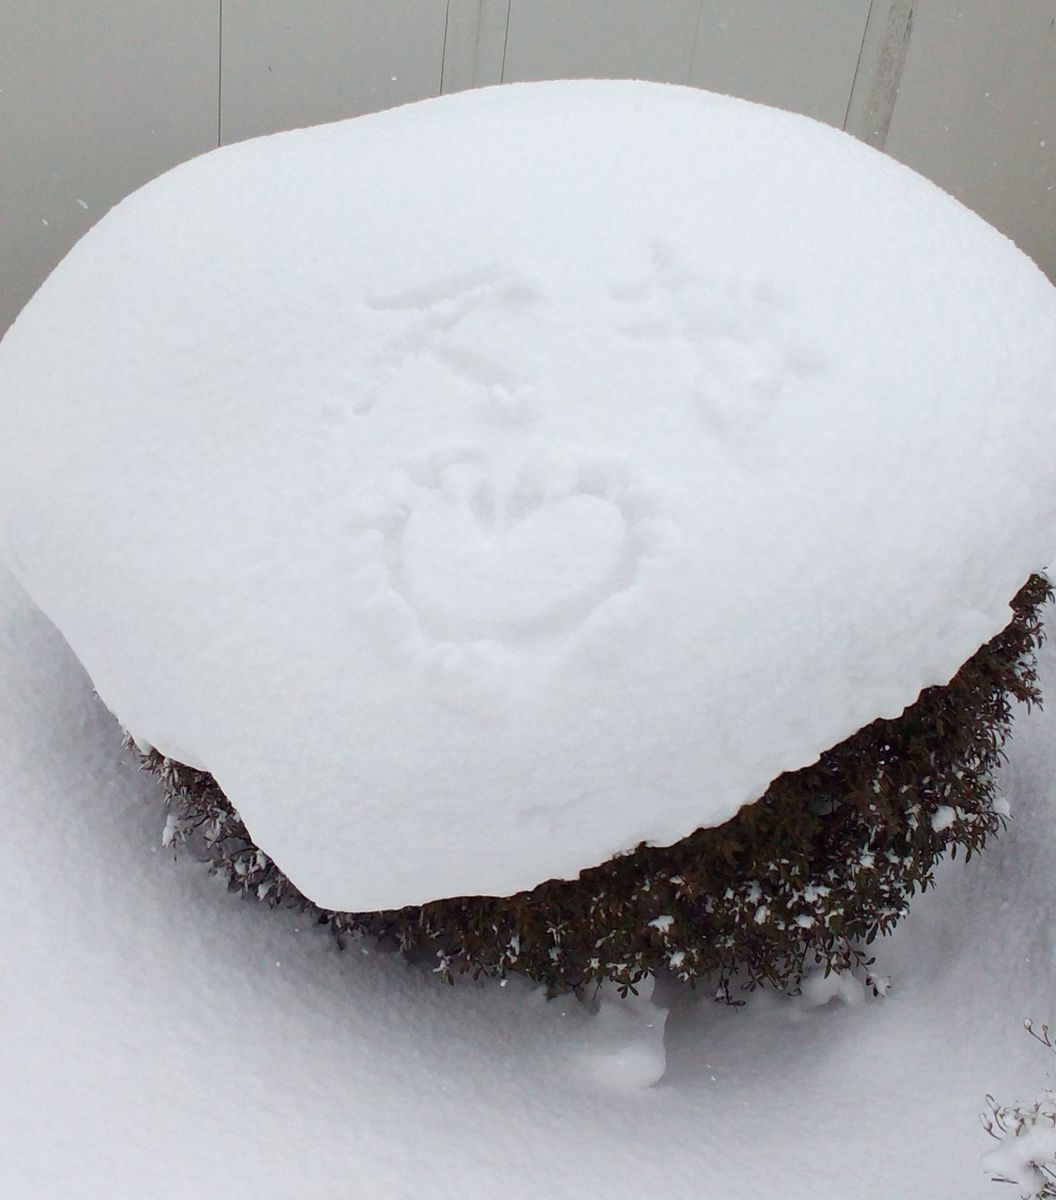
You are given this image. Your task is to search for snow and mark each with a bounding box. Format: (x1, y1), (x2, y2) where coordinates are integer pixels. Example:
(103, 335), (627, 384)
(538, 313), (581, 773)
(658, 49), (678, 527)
(983, 1103), (1056, 1199)
(796, 961), (865, 1010)
(4, 560), (1056, 1197)
(932, 805), (958, 832)
(1, 79), (1055, 911)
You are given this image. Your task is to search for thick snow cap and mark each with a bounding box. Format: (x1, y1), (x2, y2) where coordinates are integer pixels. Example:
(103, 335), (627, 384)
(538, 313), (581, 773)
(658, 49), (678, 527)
(1, 80), (1055, 911)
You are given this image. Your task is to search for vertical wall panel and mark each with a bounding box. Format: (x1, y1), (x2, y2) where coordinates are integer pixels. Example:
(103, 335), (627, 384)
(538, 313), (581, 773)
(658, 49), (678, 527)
(501, 0), (702, 85)
(884, 0), (1056, 281)
(0, 2), (219, 338)
(688, 0), (871, 128)
(442, 0), (511, 93)
(220, 0), (447, 144)
(843, 0), (915, 146)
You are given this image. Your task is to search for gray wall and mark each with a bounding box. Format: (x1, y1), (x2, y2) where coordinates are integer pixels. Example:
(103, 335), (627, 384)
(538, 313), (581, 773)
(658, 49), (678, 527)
(3, 0), (1054, 337)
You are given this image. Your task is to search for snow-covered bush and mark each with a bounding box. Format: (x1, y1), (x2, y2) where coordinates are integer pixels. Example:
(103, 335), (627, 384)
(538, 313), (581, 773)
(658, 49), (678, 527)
(984, 1021), (1056, 1197)
(3, 81), (1056, 998)
(146, 572), (1050, 995)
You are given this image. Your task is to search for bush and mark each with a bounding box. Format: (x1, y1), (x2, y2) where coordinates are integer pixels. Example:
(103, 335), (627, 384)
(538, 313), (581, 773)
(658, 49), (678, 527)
(983, 1021), (1056, 1197)
(141, 573), (1051, 1000)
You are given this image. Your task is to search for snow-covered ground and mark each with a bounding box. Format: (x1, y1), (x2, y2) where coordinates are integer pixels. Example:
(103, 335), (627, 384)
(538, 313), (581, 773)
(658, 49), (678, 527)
(3, 557), (1055, 1198)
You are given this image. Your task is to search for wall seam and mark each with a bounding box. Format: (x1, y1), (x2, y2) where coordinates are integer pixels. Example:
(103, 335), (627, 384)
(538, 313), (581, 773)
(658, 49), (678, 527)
(843, 0), (875, 131)
(498, 0), (512, 83)
(439, 0), (452, 95)
(217, 0), (224, 146)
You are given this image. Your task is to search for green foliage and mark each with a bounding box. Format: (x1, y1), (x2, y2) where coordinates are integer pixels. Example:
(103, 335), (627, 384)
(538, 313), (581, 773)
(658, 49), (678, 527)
(141, 573), (1051, 1001)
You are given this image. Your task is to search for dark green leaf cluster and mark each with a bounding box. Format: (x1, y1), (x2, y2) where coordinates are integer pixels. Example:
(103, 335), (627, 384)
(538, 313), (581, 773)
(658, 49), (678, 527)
(140, 573), (1051, 1001)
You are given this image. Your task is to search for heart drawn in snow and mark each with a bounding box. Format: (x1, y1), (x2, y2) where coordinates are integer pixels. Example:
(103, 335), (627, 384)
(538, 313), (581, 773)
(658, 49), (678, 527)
(395, 457), (635, 640)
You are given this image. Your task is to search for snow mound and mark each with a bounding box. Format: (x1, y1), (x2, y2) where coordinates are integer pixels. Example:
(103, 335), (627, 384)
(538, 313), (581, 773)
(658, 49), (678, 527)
(579, 977), (669, 1089)
(1, 79), (1054, 911)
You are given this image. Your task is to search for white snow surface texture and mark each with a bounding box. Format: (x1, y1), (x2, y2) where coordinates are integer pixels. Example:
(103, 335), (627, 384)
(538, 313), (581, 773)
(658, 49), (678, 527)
(1, 79), (1055, 911)
(5, 560), (1056, 1198)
